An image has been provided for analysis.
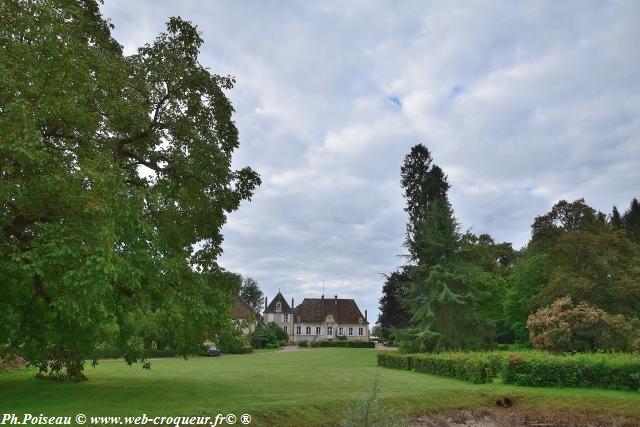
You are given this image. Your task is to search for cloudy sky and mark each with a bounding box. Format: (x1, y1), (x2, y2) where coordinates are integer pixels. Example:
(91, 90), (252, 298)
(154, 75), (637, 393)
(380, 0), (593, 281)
(101, 1), (640, 322)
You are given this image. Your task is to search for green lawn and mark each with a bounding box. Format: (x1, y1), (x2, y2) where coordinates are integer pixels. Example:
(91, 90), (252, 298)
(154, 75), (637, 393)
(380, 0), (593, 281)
(1, 348), (639, 426)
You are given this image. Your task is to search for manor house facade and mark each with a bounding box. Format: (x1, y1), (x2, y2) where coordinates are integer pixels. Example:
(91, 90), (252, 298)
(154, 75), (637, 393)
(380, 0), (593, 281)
(263, 292), (369, 343)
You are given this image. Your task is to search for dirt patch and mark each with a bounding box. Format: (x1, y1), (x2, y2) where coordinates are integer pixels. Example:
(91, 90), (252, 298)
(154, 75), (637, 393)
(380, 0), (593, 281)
(281, 345), (300, 352)
(410, 408), (640, 427)
(0, 354), (26, 369)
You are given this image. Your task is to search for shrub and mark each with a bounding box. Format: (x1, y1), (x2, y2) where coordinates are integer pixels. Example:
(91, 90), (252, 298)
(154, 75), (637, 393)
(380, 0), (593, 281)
(251, 324), (278, 349)
(251, 323), (289, 349)
(147, 348), (177, 358)
(340, 377), (407, 427)
(264, 342), (280, 349)
(217, 326), (249, 354)
(528, 297), (635, 352)
(378, 352), (504, 383)
(377, 353), (413, 370)
(311, 341), (375, 348)
(298, 340), (309, 348)
(502, 351), (640, 390)
(269, 322), (289, 342)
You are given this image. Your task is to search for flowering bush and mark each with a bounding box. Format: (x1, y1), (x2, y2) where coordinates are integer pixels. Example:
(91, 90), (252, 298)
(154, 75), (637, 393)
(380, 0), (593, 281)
(527, 297), (635, 352)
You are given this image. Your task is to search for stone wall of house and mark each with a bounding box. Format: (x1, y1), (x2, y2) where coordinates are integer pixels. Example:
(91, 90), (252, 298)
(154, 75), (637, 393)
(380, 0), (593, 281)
(291, 322), (369, 343)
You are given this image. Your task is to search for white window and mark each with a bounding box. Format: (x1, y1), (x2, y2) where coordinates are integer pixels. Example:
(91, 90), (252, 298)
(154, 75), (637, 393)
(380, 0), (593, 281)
(306, 326), (311, 335)
(348, 327), (353, 336)
(284, 313), (289, 322)
(338, 327), (344, 335)
(296, 326), (301, 335)
(284, 326), (288, 333)
(358, 327), (363, 336)
(327, 326), (333, 336)
(316, 326), (321, 335)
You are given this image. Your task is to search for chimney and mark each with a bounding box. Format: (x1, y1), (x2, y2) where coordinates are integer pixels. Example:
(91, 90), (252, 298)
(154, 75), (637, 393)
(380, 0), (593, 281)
(365, 310), (367, 320)
(334, 295), (338, 305)
(291, 297), (294, 307)
(264, 296), (268, 311)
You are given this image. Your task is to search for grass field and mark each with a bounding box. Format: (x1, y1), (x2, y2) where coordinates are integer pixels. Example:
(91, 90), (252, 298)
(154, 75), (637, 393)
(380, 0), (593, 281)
(1, 348), (640, 426)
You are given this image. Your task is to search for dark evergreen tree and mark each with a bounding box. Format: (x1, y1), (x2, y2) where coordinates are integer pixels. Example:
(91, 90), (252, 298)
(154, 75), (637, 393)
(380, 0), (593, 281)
(623, 198), (640, 243)
(398, 145), (502, 352)
(377, 268), (412, 342)
(610, 205), (624, 230)
(400, 144), (450, 262)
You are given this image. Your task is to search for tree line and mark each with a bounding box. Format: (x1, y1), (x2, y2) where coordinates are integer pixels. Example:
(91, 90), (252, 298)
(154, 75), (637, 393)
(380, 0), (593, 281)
(378, 144), (640, 353)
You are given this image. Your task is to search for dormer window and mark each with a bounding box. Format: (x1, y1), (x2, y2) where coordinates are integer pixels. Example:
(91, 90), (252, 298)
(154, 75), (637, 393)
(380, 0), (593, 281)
(276, 302), (282, 312)
(359, 317), (363, 324)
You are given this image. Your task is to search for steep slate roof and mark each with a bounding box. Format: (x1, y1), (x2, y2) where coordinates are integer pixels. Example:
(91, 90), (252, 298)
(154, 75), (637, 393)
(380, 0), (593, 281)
(294, 297), (368, 324)
(231, 295), (262, 321)
(264, 291), (293, 314)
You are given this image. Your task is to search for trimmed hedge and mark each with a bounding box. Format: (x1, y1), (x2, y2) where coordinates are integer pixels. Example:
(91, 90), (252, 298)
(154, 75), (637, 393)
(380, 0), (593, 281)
(310, 340), (375, 348)
(93, 348), (178, 359)
(503, 352), (640, 391)
(379, 350), (640, 390)
(298, 340), (309, 348)
(222, 346), (253, 354)
(377, 352), (504, 384)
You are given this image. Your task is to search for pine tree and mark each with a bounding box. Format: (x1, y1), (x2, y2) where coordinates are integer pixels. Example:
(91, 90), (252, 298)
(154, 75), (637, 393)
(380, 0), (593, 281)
(398, 145), (500, 352)
(623, 198), (640, 243)
(610, 205), (624, 229)
(400, 144), (450, 262)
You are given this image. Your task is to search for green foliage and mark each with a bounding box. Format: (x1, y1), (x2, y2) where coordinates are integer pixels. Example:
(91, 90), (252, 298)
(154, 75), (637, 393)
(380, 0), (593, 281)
(529, 199), (640, 317)
(380, 349), (640, 391)
(377, 268), (412, 342)
(610, 205), (625, 230)
(239, 277), (264, 312)
(311, 341), (375, 348)
(503, 352), (640, 390)
(250, 323), (285, 349)
(504, 253), (547, 344)
(527, 297), (636, 353)
(503, 198), (640, 350)
(0, 1), (259, 380)
(400, 144), (451, 262)
(298, 340), (309, 348)
(403, 262), (505, 352)
(623, 198), (640, 243)
(216, 323), (251, 354)
(397, 145), (510, 352)
(264, 342), (280, 349)
(377, 352), (504, 384)
(269, 322), (289, 343)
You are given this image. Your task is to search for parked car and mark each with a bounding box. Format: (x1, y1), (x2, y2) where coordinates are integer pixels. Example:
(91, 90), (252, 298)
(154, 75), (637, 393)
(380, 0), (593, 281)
(204, 345), (221, 357)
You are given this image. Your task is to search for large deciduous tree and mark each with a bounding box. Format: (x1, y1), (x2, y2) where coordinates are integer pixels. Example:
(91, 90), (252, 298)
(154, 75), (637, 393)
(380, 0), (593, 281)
(239, 277), (264, 312)
(1, 1), (260, 380)
(529, 199), (640, 317)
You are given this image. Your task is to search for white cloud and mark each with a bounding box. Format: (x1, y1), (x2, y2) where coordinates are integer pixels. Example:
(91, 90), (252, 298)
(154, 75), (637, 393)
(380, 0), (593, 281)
(101, 0), (640, 323)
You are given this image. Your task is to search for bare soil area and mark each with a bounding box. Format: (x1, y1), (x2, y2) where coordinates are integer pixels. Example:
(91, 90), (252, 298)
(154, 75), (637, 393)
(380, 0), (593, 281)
(411, 408), (640, 427)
